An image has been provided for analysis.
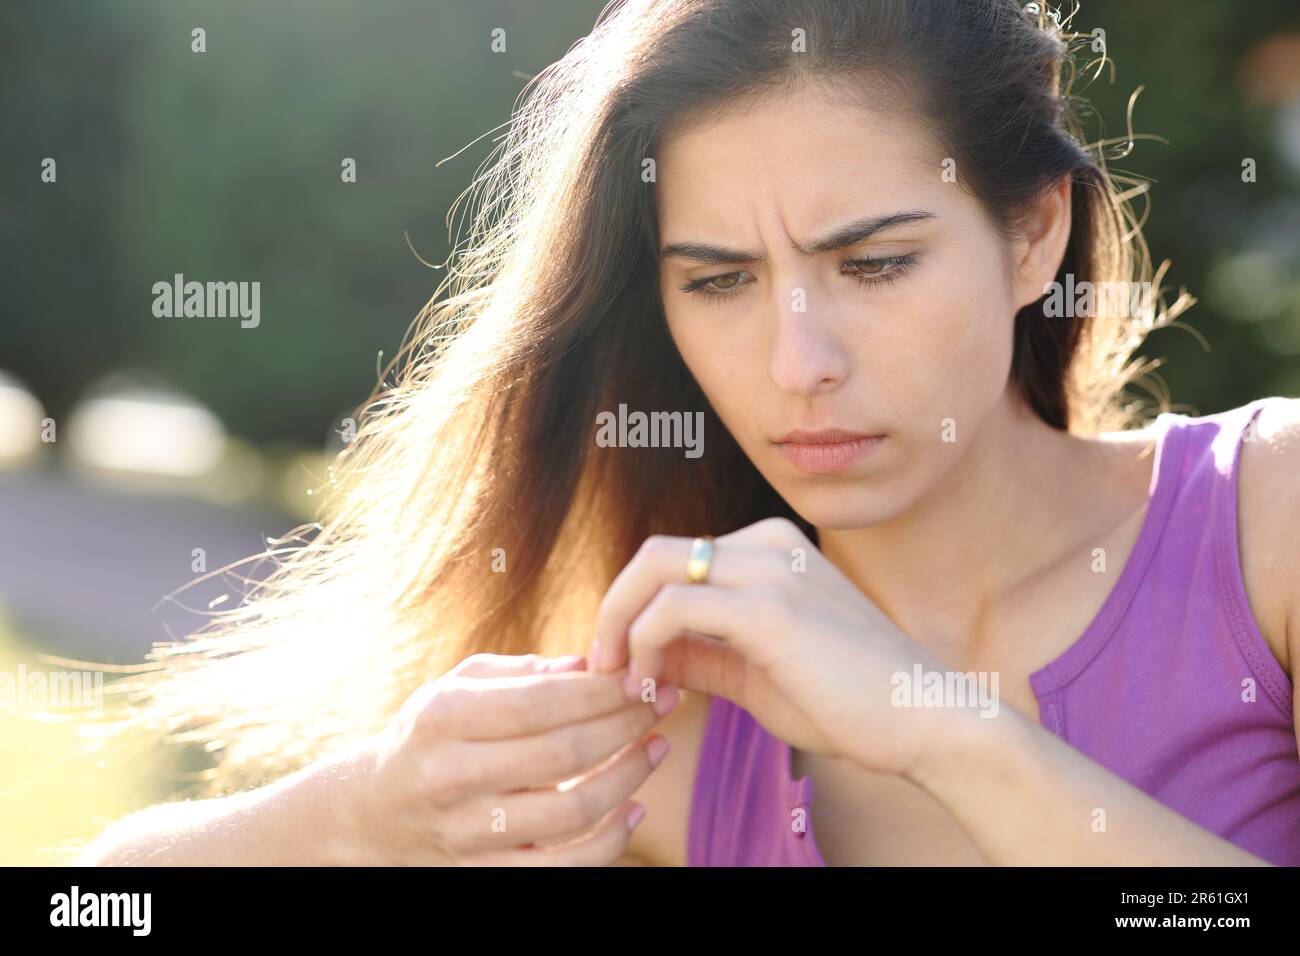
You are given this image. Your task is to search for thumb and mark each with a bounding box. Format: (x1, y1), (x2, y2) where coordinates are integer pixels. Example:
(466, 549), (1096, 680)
(542, 654), (589, 672)
(453, 652), (587, 680)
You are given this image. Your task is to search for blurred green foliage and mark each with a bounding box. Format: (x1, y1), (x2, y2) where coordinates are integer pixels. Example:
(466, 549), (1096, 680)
(2, 0), (1298, 446)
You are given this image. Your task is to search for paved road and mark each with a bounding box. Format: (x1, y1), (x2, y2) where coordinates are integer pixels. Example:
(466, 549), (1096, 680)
(0, 467), (298, 663)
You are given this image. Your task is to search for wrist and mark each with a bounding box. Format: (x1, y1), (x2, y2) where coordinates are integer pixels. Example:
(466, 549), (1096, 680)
(280, 741), (381, 866)
(902, 699), (1028, 795)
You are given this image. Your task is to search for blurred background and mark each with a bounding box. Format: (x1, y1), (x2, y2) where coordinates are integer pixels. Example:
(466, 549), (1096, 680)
(1, 0), (1298, 864)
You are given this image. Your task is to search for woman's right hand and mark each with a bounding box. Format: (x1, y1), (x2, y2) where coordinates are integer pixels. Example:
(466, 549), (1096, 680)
(342, 652), (678, 865)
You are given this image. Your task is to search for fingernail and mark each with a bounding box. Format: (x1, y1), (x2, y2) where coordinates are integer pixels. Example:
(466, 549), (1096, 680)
(588, 640), (601, 671)
(646, 736), (671, 768)
(626, 802), (647, 831)
(621, 665), (647, 702)
(653, 683), (680, 717)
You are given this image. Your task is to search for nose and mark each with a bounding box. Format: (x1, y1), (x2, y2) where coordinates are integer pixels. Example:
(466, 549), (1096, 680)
(766, 278), (852, 397)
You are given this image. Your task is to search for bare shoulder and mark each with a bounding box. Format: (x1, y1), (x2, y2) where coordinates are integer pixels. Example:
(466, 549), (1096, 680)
(1237, 397), (1300, 681)
(623, 689), (713, 867)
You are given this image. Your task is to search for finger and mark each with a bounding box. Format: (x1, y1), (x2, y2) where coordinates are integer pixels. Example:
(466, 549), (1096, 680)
(592, 535), (691, 674)
(451, 652), (587, 680)
(726, 515), (809, 549)
(656, 630), (748, 701)
(425, 669), (633, 740)
(445, 731), (667, 852)
(461, 800), (646, 867)
(526, 795), (644, 852)
(625, 583), (765, 687)
(593, 536), (780, 674)
(444, 698), (667, 795)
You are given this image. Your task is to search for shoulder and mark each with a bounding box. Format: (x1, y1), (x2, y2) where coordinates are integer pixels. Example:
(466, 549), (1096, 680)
(623, 689), (713, 867)
(1236, 396), (1300, 681)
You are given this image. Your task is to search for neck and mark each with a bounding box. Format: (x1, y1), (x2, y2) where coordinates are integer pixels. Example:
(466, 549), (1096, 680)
(816, 391), (1126, 662)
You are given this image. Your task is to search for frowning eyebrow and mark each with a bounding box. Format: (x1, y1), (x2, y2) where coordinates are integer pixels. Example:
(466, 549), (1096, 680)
(659, 211), (937, 264)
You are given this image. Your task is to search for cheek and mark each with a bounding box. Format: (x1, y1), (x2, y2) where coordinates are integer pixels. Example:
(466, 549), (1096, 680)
(665, 308), (764, 438)
(875, 251), (1015, 420)
(664, 308), (712, 387)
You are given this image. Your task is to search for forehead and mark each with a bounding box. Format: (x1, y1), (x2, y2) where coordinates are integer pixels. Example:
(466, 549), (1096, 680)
(654, 81), (948, 231)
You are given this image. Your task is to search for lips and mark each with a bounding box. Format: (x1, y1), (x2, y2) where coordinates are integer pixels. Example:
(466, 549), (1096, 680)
(776, 428), (879, 445)
(774, 430), (885, 474)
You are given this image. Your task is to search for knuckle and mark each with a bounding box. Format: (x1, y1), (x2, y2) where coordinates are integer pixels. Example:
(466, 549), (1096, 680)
(577, 783), (609, 828)
(766, 516), (801, 540)
(398, 679), (439, 726)
(638, 535), (669, 560)
(415, 683), (466, 735)
(450, 652), (491, 675)
(417, 748), (470, 806)
(557, 789), (596, 834)
(545, 728), (588, 775)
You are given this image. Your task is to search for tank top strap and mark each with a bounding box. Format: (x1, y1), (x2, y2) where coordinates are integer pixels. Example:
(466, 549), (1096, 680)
(1197, 395), (1294, 716)
(1030, 396), (1288, 714)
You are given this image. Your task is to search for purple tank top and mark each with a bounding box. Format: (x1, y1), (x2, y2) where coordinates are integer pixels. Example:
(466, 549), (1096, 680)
(688, 396), (1300, 866)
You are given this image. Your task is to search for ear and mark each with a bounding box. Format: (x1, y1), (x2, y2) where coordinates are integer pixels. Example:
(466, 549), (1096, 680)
(1009, 174), (1072, 311)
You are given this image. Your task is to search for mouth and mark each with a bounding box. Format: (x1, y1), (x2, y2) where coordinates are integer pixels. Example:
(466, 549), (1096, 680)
(773, 430), (885, 475)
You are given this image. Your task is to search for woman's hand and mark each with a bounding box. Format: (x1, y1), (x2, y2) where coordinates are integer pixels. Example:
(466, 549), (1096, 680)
(589, 517), (960, 776)
(343, 652), (677, 865)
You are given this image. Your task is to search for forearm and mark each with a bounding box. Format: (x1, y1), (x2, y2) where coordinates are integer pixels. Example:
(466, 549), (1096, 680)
(76, 744), (373, 866)
(902, 706), (1272, 866)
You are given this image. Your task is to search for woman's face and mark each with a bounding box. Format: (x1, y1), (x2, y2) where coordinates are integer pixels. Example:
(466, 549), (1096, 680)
(655, 81), (1058, 529)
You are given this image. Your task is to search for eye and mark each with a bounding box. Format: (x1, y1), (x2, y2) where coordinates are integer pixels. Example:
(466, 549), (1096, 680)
(678, 270), (753, 300)
(843, 255), (917, 289)
(678, 255), (917, 302)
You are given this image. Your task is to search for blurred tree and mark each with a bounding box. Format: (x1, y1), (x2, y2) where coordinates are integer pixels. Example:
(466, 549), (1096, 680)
(1, 0), (1297, 448)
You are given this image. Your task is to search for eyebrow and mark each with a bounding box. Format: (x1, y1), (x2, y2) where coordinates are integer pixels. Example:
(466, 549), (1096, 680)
(659, 210), (937, 264)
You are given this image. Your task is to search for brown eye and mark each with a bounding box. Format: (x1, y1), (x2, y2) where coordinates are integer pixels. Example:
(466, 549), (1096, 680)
(844, 255), (917, 288)
(679, 270), (753, 299)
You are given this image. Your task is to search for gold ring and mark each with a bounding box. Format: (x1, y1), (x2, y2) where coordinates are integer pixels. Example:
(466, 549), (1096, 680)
(685, 535), (715, 584)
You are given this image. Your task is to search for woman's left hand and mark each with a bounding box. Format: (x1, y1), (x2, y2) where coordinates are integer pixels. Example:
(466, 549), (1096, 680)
(588, 517), (963, 776)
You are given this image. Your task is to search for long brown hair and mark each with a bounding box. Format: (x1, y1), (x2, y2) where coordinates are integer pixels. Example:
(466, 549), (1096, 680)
(89, 0), (1190, 798)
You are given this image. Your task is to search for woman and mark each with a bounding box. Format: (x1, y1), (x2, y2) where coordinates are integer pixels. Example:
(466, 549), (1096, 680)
(78, 0), (1299, 866)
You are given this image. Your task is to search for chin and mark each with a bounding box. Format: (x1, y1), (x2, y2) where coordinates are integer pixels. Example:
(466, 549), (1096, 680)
(779, 481), (908, 533)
